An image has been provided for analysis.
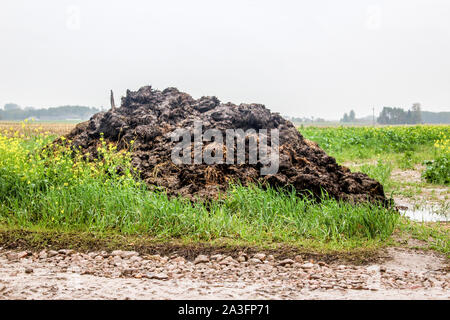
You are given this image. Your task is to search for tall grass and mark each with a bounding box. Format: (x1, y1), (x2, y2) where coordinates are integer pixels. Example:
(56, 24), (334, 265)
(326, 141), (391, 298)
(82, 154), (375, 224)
(0, 130), (399, 245)
(358, 161), (393, 188)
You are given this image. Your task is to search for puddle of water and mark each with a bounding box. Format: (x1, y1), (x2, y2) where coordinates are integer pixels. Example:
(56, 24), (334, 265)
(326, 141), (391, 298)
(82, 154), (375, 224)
(400, 208), (449, 222)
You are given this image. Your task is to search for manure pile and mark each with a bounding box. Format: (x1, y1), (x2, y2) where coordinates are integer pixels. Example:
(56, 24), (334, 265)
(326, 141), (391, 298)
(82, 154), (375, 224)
(65, 86), (388, 204)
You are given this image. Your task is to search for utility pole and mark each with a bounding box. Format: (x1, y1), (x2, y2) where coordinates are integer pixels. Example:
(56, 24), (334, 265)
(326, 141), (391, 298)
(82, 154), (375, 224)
(372, 107), (375, 127)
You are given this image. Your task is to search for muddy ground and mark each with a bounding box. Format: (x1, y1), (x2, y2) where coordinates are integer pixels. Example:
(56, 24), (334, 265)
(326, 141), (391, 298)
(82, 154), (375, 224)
(391, 166), (449, 210)
(0, 247), (448, 300)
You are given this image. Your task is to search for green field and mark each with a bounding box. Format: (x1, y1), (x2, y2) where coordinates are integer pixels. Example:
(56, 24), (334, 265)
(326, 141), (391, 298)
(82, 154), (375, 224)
(0, 124), (448, 256)
(301, 126), (449, 208)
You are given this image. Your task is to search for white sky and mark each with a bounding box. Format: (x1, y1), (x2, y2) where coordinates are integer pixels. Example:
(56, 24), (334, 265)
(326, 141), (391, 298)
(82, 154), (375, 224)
(0, 0), (449, 119)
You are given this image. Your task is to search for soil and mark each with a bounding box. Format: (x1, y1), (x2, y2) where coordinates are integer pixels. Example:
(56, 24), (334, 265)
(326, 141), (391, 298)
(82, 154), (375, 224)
(63, 86), (387, 204)
(0, 247), (447, 300)
(390, 166), (449, 209)
(0, 228), (378, 265)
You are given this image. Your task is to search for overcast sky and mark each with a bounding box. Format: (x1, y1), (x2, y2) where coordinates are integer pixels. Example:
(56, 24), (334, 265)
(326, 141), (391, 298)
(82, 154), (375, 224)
(1, 0), (449, 119)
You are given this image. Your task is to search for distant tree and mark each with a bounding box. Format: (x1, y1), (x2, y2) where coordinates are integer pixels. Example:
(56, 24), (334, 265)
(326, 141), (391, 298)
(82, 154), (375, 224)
(341, 110), (356, 123)
(341, 113), (349, 123)
(0, 104), (101, 121)
(377, 107), (410, 124)
(349, 110), (356, 122)
(406, 110), (413, 124)
(4, 103), (20, 111)
(421, 111), (450, 124)
(377, 107), (389, 124)
(411, 103), (422, 124)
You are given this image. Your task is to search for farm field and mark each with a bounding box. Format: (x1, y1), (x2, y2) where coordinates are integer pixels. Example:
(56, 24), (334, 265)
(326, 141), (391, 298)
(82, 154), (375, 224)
(0, 121), (448, 299)
(0, 121), (75, 136)
(301, 125), (450, 212)
(0, 121), (448, 254)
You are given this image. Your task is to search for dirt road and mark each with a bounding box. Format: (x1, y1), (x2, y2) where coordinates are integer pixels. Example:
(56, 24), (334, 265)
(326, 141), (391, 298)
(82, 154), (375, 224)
(0, 247), (448, 299)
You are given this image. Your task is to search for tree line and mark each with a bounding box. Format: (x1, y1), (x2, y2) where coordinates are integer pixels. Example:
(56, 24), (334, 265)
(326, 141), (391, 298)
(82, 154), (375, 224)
(0, 103), (102, 121)
(340, 104), (425, 124)
(377, 103), (422, 124)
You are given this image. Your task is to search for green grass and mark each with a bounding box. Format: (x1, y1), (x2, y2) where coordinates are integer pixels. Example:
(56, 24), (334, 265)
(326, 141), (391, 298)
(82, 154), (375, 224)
(0, 185), (398, 246)
(298, 125), (449, 255)
(301, 125), (450, 197)
(300, 125), (449, 165)
(0, 131), (399, 251)
(0, 125), (448, 256)
(395, 218), (449, 255)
